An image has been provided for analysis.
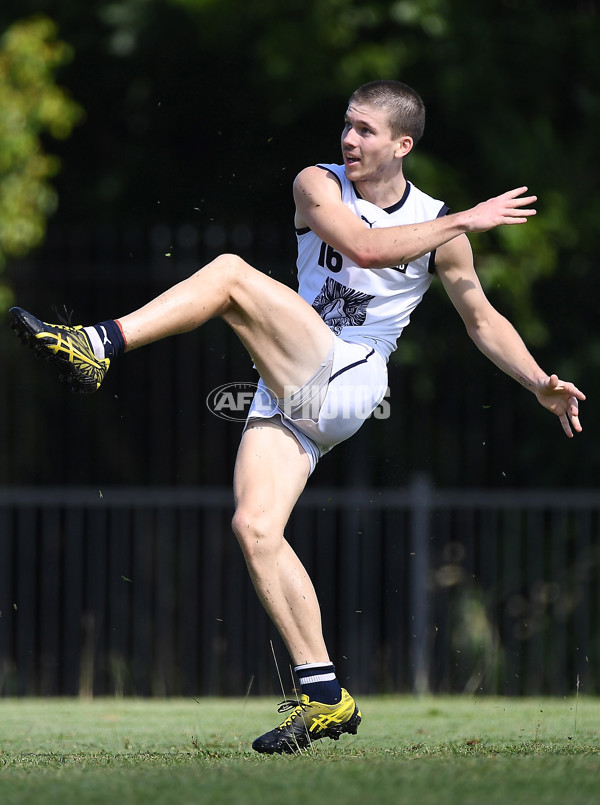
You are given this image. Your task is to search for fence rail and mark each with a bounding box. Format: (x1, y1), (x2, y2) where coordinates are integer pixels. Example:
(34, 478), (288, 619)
(1, 477), (598, 698)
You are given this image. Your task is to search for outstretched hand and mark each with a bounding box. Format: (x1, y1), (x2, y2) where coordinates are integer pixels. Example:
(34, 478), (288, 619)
(535, 374), (585, 438)
(466, 188), (537, 233)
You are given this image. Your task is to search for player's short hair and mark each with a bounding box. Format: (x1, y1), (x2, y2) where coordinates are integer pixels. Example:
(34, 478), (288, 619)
(348, 80), (426, 144)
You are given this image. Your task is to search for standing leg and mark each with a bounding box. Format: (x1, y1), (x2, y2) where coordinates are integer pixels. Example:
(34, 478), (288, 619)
(232, 420), (326, 665)
(233, 420), (361, 754)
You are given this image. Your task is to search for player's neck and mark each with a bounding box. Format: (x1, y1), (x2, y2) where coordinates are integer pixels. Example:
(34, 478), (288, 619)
(354, 173), (407, 209)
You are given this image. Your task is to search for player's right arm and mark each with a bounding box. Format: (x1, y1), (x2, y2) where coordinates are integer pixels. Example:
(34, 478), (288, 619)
(293, 166), (537, 270)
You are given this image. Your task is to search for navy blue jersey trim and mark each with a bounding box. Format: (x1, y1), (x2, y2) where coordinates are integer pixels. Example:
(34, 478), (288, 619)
(353, 181), (412, 213)
(318, 164), (342, 188)
(328, 347), (376, 384)
(384, 182), (412, 214)
(429, 204), (451, 274)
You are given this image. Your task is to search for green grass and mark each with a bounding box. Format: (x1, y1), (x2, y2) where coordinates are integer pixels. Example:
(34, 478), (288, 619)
(1, 696), (599, 804)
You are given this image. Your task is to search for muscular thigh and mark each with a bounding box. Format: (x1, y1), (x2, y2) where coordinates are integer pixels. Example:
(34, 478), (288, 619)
(233, 421), (311, 529)
(222, 259), (334, 398)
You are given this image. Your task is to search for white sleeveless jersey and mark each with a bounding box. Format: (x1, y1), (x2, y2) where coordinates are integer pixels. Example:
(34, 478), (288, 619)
(296, 163), (449, 362)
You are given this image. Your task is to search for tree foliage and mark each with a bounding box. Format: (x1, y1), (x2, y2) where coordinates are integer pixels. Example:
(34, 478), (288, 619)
(0, 14), (83, 307)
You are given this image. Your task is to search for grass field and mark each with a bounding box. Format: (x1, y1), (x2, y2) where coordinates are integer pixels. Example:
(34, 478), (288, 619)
(1, 695), (599, 804)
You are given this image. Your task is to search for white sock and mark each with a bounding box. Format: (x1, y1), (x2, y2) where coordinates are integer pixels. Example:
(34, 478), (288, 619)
(83, 326), (106, 360)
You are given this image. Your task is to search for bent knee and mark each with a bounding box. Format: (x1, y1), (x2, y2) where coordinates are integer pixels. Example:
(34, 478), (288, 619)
(232, 507), (278, 555)
(231, 508), (263, 546)
(190, 254), (256, 307)
(197, 253), (249, 278)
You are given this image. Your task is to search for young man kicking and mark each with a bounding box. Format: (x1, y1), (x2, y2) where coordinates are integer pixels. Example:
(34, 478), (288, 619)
(9, 80), (584, 753)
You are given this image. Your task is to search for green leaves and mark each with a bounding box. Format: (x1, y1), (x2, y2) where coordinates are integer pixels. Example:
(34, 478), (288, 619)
(0, 15), (83, 270)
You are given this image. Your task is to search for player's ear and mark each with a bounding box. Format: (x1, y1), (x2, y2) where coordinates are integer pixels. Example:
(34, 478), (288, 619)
(395, 136), (413, 158)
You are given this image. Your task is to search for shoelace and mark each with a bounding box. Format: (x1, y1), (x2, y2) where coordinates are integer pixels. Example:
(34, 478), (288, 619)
(52, 304), (76, 327)
(275, 699), (310, 729)
(277, 699), (308, 713)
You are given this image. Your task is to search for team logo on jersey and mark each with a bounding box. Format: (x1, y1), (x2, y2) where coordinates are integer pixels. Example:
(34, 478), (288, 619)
(312, 277), (374, 334)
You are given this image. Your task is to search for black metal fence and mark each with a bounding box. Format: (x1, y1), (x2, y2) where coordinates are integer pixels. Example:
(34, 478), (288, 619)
(1, 477), (598, 699)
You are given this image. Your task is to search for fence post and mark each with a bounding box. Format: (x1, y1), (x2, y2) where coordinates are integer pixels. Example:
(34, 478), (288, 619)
(410, 472), (433, 694)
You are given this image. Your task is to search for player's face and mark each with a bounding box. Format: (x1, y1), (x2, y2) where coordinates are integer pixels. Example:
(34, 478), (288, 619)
(341, 103), (403, 182)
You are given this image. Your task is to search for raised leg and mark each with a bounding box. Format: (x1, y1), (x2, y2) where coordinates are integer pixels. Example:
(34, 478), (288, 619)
(118, 253), (334, 398)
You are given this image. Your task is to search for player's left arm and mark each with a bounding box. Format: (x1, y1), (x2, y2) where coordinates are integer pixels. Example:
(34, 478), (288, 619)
(435, 234), (585, 438)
